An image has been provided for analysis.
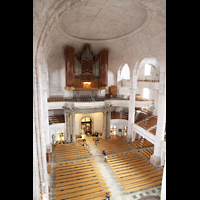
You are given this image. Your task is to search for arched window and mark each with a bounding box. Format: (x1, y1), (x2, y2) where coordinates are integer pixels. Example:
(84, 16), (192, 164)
(121, 63), (130, 80)
(117, 63), (130, 96)
(144, 64), (151, 76)
(138, 63), (159, 82)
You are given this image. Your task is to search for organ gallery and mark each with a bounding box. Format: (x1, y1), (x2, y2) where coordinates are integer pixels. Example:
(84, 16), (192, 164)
(64, 44), (109, 90)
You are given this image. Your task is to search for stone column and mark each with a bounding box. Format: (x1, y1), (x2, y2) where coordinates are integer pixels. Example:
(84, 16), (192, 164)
(161, 155), (166, 200)
(132, 130), (136, 142)
(153, 90), (159, 116)
(64, 112), (70, 142)
(64, 112), (67, 141)
(150, 93), (166, 167)
(71, 112), (76, 143)
(106, 111), (111, 138)
(102, 111), (107, 139)
(33, 100), (40, 200)
(33, 56), (48, 199)
(126, 88), (136, 142)
(119, 109), (123, 119)
(69, 113), (72, 142)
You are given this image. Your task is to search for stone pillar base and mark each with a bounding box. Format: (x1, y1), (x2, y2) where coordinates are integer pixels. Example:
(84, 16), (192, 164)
(66, 138), (71, 143)
(150, 154), (161, 168)
(125, 135), (132, 143)
(71, 135), (76, 143)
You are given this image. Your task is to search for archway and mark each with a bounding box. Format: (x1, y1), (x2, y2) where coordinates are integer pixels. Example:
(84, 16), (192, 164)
(133, 55), (160, 80)
(117, 63), (130, 85)
(117, 63), (130, 96)
(80, 116), (94, 136)
(137, 63), (159, 82)
(57, 130), (64, 144)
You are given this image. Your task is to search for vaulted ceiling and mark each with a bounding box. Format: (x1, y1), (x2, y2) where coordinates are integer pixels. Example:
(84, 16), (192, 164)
(33, 0), (166, 75)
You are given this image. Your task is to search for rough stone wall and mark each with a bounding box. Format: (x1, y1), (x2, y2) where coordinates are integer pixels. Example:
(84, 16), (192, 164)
(33, 1), (84, 199)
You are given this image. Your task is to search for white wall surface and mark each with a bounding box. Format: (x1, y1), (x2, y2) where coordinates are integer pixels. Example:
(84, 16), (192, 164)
(110, 119), (128, 137)
(49, 123), (65, 143)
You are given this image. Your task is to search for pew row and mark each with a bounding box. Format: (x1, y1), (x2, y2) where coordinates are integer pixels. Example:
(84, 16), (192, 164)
(55, 158), (111, 200)
(107, 151), (162, 194)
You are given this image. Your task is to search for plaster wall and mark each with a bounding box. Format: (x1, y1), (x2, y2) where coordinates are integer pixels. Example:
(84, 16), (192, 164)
(110, 119), (128, 137)
(161, 140), (166, 166)
(118, 86), (130, 96)
(48, 109), (64, 116)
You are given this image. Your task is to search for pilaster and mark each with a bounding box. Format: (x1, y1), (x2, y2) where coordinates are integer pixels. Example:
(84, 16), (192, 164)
(126, 88), (136, 142)
(33, 55), (48, 198)
(150, 93), (166, 167)
(64, 112), (70, 142)
(72, 112), (76, 142)
(161, 155), (166, 200)
(102, 111), (107, 139)
(106, 111), (111, 138)
(132, 130), (136, 142)
(33, 102), (40, 200)
(69, 113), (72, 142)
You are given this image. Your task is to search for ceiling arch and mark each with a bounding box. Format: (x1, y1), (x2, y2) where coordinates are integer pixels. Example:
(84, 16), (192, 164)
(34, 0), (166, 80)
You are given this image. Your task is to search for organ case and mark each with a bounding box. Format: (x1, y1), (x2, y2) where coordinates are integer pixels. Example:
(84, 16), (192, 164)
(64, 44), (108, 90)
(64, 46), (75, 89)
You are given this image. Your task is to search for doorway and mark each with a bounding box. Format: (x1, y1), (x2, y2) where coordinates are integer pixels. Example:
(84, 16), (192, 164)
(57, 130), (64, 144)
(123, 126), (128, 137)
(110, 126), (116, 135)
(81, 117), (93, 135)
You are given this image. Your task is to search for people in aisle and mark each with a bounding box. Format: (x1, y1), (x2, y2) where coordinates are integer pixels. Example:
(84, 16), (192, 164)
(104, 153), (107, 162)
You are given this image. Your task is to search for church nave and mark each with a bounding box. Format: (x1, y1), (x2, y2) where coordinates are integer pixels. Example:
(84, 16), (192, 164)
(49, 134), (162, 200)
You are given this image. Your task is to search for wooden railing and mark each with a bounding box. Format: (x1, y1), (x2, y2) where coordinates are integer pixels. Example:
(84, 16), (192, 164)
(49, 115), (65, 125)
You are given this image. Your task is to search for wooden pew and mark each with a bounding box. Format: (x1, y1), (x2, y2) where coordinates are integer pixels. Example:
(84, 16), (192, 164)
(124, 178), (162, 194)
(56, 172), (103, 185)
(56, 178), (106, 192)
(55, 185), (108, 200)
(55, 142), (92, 161)
(107, 151), (162, 194)
(55, 158), (111, 200)
(56, 182), (107, 196)
(56, 176), (104, 188)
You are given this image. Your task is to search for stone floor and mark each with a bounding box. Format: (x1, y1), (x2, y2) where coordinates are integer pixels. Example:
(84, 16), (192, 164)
(49, 135), (162, 200)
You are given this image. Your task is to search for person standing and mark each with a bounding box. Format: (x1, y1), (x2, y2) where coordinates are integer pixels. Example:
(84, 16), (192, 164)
(106, 191), (110, 200)
(104, 153), (107, 162)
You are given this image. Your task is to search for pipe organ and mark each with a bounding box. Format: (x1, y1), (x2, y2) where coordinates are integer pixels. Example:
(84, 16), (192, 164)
(64, 44), (108, 90)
